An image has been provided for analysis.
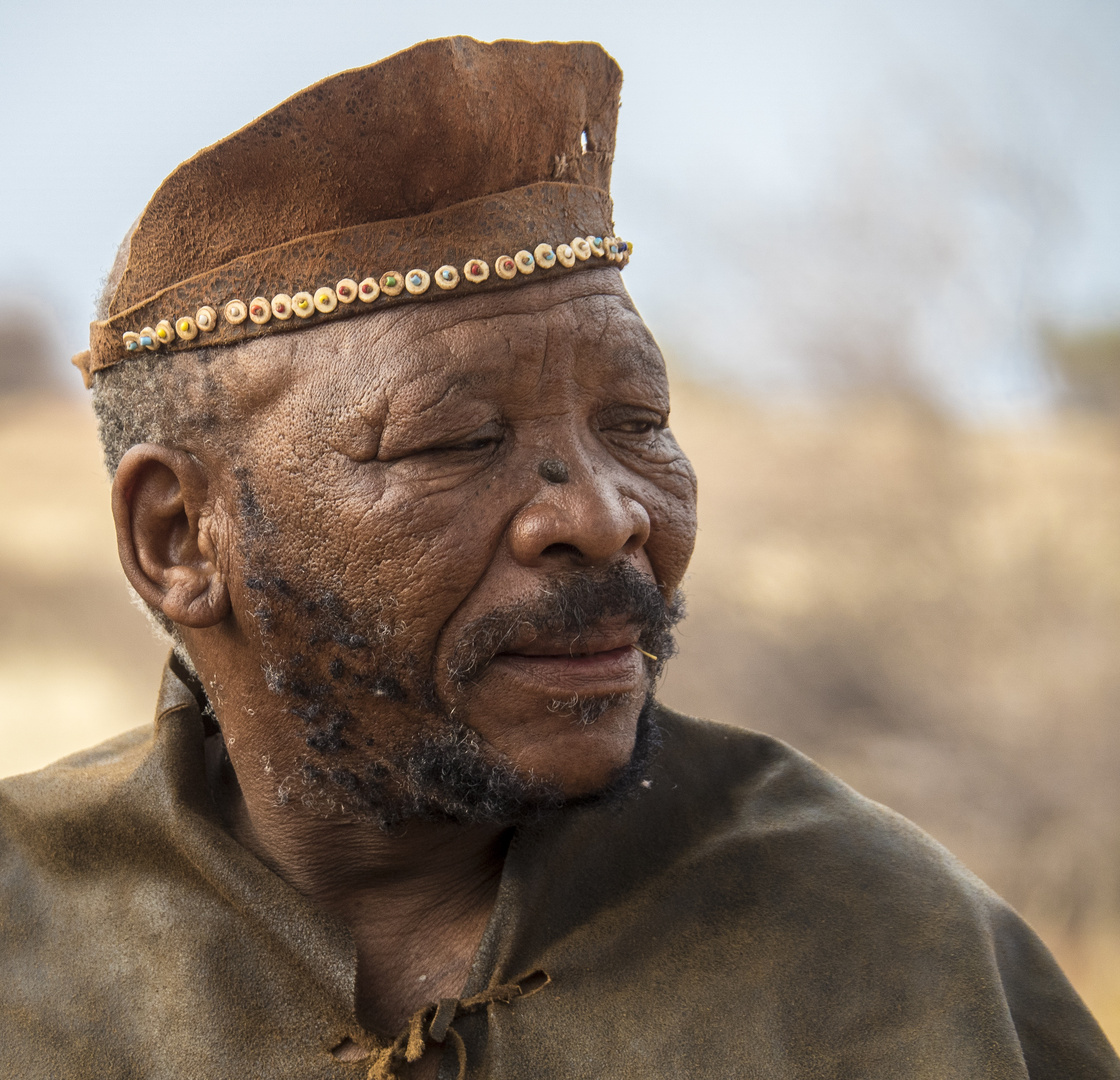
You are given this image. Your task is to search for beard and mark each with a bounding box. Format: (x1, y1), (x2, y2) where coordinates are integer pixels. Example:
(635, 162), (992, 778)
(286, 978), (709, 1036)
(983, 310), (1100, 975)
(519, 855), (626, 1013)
(238, 537), (684, 831)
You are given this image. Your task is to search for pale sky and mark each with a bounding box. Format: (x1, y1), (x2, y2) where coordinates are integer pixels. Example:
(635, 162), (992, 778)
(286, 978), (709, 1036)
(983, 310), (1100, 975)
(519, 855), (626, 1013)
(2, 0), (1117, 413)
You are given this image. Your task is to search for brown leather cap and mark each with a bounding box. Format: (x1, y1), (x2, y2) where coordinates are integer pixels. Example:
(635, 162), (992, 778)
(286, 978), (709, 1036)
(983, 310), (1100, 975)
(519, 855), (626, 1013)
(74, 37), (631, 386)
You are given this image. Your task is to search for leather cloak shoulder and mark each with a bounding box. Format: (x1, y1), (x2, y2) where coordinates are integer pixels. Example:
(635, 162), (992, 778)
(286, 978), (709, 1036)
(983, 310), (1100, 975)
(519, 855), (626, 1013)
(0, 677), (1116, 1079)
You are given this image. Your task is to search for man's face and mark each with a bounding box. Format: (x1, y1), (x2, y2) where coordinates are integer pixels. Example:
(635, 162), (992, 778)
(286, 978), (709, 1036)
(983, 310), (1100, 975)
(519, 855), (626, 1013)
(191, 270), (697, 822)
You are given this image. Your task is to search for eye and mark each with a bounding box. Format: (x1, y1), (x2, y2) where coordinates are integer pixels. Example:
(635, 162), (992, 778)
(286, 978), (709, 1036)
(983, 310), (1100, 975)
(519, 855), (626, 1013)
(614, 419), (660, 435)
(422, 421), (506, 456)
(447, 433), (502, 452)
(602, 410), (667, 437)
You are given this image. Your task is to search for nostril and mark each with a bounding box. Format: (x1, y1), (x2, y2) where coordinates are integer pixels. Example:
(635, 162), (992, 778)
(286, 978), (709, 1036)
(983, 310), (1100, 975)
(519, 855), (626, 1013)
(541, 542), (583, 561)
(622, 533), (645, 554)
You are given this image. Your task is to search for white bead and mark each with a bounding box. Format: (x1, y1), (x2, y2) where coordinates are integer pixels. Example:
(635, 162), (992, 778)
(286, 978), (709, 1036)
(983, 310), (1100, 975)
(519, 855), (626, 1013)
(556, 244), (576, 268)
(405, 269), (430, 295)
(571, 237), (592, 261)
(435, 265), (460, 290)
(224, 300), (247, 325)
(463, 259), (489, 283)
(380, 272), (404, 297)
(196, 306), (217, 332)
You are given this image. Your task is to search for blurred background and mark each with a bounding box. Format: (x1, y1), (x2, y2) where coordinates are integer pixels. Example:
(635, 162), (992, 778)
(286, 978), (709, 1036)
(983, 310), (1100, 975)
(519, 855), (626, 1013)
(2, 0), (1118, 1042)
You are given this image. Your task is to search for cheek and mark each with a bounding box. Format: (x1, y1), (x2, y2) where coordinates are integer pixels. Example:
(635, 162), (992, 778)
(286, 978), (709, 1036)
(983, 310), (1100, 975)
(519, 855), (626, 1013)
(639, 461), (698, 592)
(275, 458), (514, 643)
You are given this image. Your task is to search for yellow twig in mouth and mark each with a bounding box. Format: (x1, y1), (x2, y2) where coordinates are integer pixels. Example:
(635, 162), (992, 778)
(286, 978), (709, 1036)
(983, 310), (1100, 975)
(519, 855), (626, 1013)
(633, 646), (658, 661)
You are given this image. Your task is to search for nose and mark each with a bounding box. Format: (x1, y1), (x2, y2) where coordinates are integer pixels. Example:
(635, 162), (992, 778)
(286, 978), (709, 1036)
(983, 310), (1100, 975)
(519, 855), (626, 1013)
(507, 461), (651, 568)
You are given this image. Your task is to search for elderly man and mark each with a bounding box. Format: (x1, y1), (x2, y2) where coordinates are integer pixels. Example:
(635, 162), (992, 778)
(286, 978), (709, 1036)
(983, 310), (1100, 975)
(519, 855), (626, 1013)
(1, 36), (1116, 1080)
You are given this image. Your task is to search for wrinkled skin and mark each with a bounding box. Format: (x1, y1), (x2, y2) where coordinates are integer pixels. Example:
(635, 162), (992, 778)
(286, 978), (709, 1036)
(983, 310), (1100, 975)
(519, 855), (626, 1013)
(112, 269), (697, 1050)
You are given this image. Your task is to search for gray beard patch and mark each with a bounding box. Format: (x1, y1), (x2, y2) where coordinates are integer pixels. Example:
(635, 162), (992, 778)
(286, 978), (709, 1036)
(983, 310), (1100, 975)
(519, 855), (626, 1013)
(236, 496), (683, 829)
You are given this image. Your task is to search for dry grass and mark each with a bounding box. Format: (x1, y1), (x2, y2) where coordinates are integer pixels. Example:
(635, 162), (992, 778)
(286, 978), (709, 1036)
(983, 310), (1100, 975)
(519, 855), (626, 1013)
(1, 385), (1118, 1044)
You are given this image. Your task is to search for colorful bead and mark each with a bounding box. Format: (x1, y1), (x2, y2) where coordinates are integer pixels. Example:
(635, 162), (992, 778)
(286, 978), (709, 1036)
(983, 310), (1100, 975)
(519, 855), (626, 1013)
(514, 250), (535, 275)
(271, 293), (293, 320)
(336, 278), (358, 303)
(139, 326), (159, 351)
(176, 316), (199, 341)
(588, 236), (605, 257)
(495, 256), (517, 280)
(556, 243), (576, 268)
(571, 237), (592, 261)
(225, 300), (248, 325)
(358, 278), (380, 302)
(196, 306), (217, 332)
(314, 286), (338, 313)
(292, 291), (315, 318)
(380, 272), (404, 296)
(155, 319), (176, 343)
(435, 265), (460, 290)
(464, 259), (489, 283)
(249, 297), (271, 325)
(122, 331), (141, 351)
(534, 243), (556, 268)
(405, 269), (430, 295)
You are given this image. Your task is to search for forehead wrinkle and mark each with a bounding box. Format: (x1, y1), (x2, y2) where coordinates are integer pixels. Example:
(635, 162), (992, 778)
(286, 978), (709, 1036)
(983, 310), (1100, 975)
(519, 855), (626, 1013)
(425, 291), (626, 390)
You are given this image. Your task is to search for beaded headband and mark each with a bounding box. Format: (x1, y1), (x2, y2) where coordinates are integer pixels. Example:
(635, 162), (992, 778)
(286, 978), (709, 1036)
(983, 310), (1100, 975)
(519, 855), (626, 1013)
(115, 232), (629, 352)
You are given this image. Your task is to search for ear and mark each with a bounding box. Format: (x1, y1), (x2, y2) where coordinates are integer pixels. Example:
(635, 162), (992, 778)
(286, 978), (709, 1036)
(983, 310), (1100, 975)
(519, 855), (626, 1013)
(112, 444), (231, 629)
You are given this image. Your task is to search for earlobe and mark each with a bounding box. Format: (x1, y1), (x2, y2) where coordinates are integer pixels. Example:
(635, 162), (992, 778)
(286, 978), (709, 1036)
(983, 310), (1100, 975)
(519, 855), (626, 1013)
(112, 444), (231, 629)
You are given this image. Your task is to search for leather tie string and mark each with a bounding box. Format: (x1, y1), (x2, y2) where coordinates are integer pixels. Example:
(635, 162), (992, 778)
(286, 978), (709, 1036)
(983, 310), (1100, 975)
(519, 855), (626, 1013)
(366, 970), (549, 1080)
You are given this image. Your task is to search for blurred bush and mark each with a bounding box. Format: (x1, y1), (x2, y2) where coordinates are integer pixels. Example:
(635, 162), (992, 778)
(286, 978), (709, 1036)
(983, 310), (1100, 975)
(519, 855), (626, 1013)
(0, 305), (66, 395)
(1045, 322), (1120, 413)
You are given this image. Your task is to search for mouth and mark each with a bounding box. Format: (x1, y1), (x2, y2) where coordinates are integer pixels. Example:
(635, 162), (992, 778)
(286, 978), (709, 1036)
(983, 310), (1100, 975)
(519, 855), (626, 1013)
(489, 627), (647, 695)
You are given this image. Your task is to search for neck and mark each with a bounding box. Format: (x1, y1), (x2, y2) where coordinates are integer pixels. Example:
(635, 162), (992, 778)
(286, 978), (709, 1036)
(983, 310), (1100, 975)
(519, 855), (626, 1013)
(211, 737), (508, 1035)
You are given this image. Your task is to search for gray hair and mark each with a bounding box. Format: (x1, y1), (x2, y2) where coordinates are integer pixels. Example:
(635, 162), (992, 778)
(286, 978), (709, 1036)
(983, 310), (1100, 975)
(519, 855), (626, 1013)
(90, 230), (223, 672)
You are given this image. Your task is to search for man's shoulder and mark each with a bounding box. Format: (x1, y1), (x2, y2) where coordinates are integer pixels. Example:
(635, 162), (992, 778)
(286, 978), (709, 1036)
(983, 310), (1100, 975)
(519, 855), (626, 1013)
(0, 725), (158, 865)
(502, 711), (1120, 1078)
(1, 723), (155, 800)
(643, 705), (995, 912)
(0, 660), (201, 849)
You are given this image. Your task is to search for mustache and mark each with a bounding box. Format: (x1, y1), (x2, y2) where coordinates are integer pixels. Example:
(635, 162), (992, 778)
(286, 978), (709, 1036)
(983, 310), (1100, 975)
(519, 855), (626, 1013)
(446, 560), (684, 688)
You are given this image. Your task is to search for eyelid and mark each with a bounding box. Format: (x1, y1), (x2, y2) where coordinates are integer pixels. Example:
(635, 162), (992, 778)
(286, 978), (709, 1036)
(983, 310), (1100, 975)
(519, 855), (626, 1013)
(601, 406), (667, 429)
(444, 420), (505, 448)
(381, 419), (504, 460)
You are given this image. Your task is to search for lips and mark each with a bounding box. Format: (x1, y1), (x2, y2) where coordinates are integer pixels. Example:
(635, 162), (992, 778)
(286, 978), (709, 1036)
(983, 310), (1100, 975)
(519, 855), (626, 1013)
(489, 622), (646, 694)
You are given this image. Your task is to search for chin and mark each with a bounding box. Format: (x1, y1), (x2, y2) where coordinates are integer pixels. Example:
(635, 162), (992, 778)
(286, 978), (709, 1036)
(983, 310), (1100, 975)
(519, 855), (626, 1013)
(469, 691), (645, 798)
